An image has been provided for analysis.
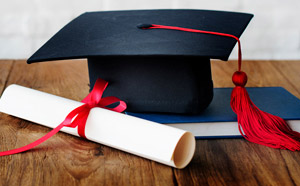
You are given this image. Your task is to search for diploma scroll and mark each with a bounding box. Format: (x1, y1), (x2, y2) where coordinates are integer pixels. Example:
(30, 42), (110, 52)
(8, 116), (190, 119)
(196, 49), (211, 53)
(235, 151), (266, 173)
(0, 85), (195, 168)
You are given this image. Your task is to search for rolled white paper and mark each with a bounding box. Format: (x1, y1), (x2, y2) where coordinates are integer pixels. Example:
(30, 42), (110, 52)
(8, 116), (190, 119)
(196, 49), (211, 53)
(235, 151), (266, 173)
(0, 85), (195, 168)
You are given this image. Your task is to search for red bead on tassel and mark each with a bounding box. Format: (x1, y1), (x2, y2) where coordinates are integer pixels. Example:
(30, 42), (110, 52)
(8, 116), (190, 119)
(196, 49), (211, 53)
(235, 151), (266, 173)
(231, 71), (300, 151)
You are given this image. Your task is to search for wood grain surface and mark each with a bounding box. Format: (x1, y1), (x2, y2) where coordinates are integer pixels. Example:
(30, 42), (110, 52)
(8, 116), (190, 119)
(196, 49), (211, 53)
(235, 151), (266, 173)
(0, 60), (300, 186)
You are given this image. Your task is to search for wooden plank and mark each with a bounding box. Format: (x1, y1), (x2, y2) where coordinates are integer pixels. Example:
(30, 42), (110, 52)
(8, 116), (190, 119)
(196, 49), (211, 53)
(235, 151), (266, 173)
(270, 60), (300, 98)
(0, 60), (14, 94)
(0, 60), (175, 186)
(175, 139), (300, 185)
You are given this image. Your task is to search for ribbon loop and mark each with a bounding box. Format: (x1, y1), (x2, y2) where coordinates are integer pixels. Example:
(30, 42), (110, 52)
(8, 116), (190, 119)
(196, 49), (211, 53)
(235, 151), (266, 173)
(81, 79), (108, 104)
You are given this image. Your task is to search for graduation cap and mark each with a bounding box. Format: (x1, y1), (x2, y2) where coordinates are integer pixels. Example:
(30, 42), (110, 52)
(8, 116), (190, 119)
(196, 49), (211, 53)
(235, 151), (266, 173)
(28, 10), (300, 150)
(28, 9), (253, 114)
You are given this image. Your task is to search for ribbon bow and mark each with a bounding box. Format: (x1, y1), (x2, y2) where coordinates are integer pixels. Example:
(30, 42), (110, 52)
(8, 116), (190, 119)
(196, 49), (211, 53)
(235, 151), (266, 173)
(0, 78), (127, 156)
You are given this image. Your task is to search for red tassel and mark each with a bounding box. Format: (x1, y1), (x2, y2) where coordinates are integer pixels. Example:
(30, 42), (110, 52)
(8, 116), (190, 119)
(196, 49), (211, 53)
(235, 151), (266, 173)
(231, 71), (300, 151)
(138, 23), (300, 150)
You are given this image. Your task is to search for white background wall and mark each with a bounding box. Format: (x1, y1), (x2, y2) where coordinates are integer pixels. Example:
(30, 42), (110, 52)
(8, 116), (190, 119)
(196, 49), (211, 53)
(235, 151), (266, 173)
(0, 0), (299, 60)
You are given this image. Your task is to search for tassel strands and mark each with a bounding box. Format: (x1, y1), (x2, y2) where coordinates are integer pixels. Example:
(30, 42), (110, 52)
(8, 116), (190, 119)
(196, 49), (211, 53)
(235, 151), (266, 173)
(231, 71), (300, 151)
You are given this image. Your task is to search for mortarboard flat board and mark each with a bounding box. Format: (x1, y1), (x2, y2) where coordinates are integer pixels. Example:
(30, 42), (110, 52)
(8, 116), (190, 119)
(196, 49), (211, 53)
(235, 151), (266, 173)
(27, 9), (253, 114)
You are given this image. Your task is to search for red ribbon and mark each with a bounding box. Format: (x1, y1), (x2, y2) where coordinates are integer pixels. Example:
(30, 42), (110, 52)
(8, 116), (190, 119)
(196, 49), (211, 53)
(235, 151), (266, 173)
(0, 78), (127, 156)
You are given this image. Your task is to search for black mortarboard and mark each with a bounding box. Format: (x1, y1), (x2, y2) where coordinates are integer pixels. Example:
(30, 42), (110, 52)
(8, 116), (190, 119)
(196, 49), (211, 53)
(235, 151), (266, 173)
(27, 9), (253, 114)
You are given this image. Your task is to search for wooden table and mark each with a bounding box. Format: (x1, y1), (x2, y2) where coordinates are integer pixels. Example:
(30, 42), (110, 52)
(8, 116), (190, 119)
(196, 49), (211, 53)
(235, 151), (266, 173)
(0, 59), (300, 186)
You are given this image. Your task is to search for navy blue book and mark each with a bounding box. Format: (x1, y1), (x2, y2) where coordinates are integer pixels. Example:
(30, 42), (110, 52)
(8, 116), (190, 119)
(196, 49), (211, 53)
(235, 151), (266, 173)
(126, 87), (300, 139)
